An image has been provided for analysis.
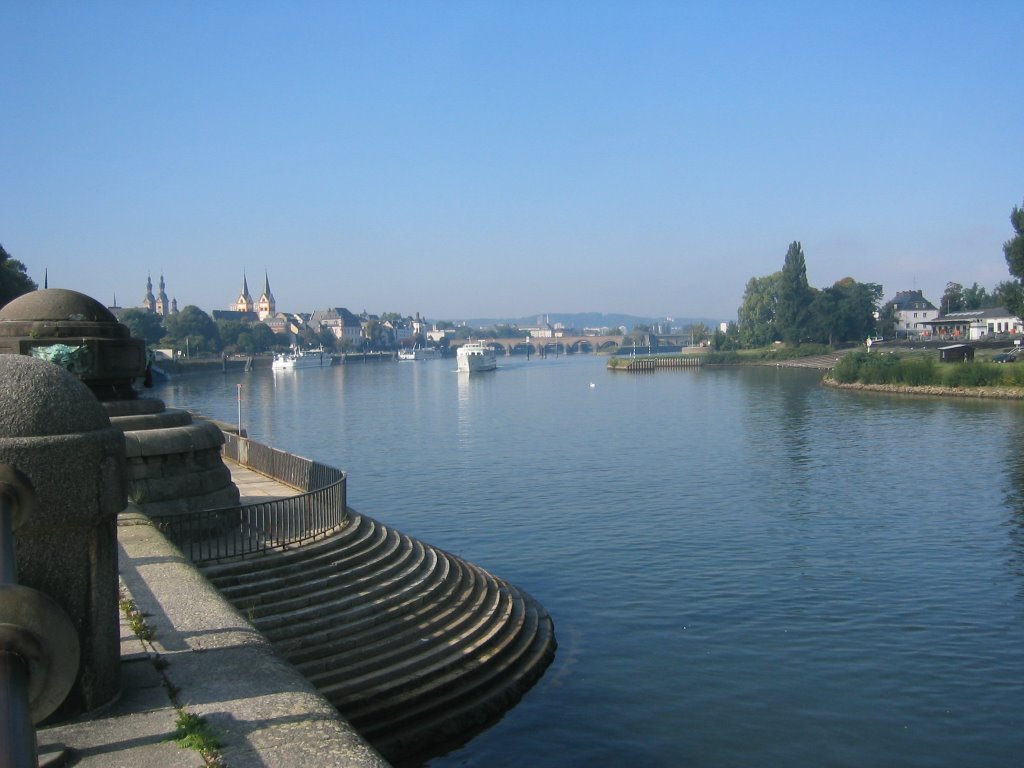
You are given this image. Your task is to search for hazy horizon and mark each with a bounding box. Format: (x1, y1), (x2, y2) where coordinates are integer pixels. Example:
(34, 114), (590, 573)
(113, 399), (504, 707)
(3, 3), (1021, 320)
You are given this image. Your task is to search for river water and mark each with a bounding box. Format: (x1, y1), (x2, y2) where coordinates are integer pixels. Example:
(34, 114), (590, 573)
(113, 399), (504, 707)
(153, 355), (1024, 767)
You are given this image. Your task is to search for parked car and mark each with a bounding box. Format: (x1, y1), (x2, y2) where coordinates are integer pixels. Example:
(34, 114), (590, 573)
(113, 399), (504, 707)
(992, 352), (1018, 363)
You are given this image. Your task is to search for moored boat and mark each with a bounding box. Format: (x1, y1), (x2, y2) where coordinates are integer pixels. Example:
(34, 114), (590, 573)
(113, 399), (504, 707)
(272, 346), (331, 370)
(457, 341), (497, 372)
(398, 345), (439, 361)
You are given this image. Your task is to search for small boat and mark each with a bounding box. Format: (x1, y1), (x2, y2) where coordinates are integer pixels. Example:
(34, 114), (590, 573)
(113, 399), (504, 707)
(272, 346), (331, 370)
(398, 346), (439, 361)
(457, 341), (497, 373)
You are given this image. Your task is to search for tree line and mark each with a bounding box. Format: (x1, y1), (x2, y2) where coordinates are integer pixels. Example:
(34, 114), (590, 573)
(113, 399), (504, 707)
(730, 200), (1024, 350)
(3, 199), (1022, 355)
(731, 241), (882, 350)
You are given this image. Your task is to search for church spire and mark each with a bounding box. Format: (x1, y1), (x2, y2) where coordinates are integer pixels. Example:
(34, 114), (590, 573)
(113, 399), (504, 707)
(233, 271), (254, 313)
(143, 272), (156, 313)
(256, 269), (276, 320)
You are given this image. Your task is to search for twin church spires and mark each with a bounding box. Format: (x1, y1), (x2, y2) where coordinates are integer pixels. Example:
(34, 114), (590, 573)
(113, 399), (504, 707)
(232, 271), (276, 321)
(142, 273), (177, 316)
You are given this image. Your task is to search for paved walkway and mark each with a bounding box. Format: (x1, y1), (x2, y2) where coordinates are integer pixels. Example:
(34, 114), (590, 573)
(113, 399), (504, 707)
(36, 461), (388, 768)
(224, 460), (300, 504)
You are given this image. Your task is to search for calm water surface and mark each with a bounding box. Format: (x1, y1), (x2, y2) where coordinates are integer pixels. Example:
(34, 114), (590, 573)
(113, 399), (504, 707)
(155, 355), (1024, 767)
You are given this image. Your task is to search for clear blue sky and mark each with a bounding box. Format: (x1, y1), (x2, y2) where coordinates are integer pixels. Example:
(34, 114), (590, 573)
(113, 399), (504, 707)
(3, 1), (1021, 322)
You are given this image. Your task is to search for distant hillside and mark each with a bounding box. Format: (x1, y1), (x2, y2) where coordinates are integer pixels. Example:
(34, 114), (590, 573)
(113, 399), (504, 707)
(455, 312), (723, 331)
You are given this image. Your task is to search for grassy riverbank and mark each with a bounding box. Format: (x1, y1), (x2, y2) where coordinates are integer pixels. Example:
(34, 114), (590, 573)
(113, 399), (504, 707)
(607, 344), (841, 369)
(823, 349), (1024, 399)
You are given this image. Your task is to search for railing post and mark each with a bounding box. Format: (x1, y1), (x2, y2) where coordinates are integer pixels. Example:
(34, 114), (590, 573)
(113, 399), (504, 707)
(0, 475), (34, 768)
(0, 468), (37, 768)
(0, 466), (80, 768)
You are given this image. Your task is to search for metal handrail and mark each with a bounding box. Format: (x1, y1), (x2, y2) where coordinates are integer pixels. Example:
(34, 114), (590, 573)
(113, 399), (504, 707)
(0, 474), (35, 768)
(159, 433), (348, 564)
(0, 465), (80, 768)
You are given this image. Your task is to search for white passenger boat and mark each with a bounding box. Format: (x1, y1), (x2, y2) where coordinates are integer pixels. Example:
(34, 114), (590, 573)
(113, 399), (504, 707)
(398, 346), (439, 361)
(271, 346), (331, 370)
(457, 341), (497, 372)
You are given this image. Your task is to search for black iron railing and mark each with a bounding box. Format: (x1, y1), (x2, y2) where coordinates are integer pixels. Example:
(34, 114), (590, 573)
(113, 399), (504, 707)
(159, 433), (348, 564)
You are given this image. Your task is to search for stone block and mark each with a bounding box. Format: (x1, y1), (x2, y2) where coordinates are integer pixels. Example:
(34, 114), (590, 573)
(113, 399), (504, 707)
(0, 355), (124, 717)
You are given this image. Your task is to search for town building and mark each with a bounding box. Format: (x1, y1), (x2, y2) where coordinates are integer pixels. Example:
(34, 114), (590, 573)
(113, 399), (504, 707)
(924, 307), (1023, 341)
(886, 290), (938, 338)
(308, 307), (363, 345)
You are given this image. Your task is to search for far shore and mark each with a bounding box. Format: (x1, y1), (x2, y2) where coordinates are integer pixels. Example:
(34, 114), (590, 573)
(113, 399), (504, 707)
(822, 377), (1024, 401)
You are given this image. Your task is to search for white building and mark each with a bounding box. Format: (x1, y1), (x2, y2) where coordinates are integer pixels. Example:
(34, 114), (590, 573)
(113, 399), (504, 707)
(887, 290), (939, 338)
(925, 307), (1023, 341)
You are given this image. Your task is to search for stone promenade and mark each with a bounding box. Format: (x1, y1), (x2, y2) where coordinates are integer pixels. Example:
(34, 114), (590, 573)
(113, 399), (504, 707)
(36, 461), (389, 768)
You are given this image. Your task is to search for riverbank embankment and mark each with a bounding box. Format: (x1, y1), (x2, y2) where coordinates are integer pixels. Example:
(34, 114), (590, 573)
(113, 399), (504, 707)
(37, 464), (389, 768)
(823, 377), (1024, 400)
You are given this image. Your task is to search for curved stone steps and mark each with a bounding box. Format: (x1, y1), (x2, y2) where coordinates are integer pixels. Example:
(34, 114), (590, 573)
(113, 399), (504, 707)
(252, 535), (418, 633)
(260, 548), (471, 651)
(210, 517), (399, 609)
(306, 572), (511, 692)
(241, 531), (419, 620)
(282, 547), (457, 665)
(290, 553), (488, 651)
(197, 509), (557, 765)
(204, 513), (383, 594)
(354, 602), (556, 764)
(200, 516), (366, 589)
(356, 603), (550, 747)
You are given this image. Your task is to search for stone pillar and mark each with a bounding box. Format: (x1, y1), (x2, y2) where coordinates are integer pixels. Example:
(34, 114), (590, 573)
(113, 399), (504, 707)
(0, 355), (125, 717)
(0, 287), (239, 518)
(110, 399), (240, 516)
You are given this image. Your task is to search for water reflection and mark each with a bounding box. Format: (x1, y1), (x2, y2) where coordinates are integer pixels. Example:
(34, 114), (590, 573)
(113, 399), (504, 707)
(1006, 413), (1024, 585)
(152, 360), (1024, 768)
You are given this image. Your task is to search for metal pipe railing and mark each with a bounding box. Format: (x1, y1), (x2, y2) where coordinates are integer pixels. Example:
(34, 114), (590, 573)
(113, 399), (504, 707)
(159, 433), (348, 564)
(0, 468), (39, 768)
(0, 465), (81, 768)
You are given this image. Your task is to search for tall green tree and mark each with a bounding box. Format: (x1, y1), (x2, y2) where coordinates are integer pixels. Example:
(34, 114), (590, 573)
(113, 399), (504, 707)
(993, 280), (1023, 314)
(216, 319), (245, 349)
(876, 300), (897, 339)
(711, 322), (740, 351)
(737, 272), (780, 347)
(162, 305), (221, 355)
(252, 323), (283, 352)
(0, 244), (38, 307)
(962, 282), (993, 309)
(941, 282), (965, 314)
(1003, 201), (1024, 317)
(776, 241), (813, 345)
(364, 319), (387, 352)
(120, 308), (166, 345)
(825, 278), (882, 344)
(688, 322), (710, 345)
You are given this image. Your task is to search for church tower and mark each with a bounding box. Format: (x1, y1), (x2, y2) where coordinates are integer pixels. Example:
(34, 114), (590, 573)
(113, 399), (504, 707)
(233, 273), (254, 313)
(155, 274), (170, 316)
(256, 270), (276, 321)
(143, 274), (156, 313)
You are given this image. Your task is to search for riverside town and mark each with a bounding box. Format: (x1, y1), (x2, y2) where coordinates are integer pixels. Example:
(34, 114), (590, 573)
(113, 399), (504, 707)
(1, 198), (1024, 765)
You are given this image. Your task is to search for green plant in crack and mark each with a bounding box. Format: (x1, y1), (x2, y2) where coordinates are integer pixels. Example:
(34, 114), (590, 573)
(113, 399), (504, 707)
(172, 710), (225, 766)
(119, 593), (154, 641)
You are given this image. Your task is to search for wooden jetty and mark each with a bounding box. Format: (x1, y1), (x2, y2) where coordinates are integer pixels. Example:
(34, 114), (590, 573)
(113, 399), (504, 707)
(608, 356), (703, 371)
